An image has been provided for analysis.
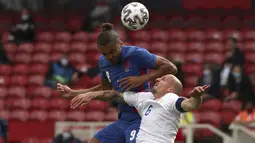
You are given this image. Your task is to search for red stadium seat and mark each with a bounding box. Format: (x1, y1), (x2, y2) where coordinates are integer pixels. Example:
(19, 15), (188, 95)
(0, 99), (3, 110)
(246, 53), (255, 63)
(4, 43), (17, 54)
(0, 110), (10, 120)
(32, 53), (50, 64)
(67, 16), (82, 32)
(10, 75), (28, 86)
(0, 87), (7, 98)
(51, 53), (62, 61)
(17, 43), (34, 53)
(72, 32), (89, 42)
(67, 111), (86, 121)
(50, 98), (69, 110)
(150, 29), (168, 41)
(205, 29), (223, 41)
(12, 98), (31, 109)
(30, 110), (48, 121)
(31, 98), (50, 110)
(14, 53), (31, 64)
(2, 32), (9, 43)
(168, 16), (185, 28)
(185, 75), (198, 86)
(52, 42), (69, 53)
(246, 64), (255, 74)
(221, 100), (242, 113)
(86, 111), (105, 121)
(104, 110), (118, 121)
(89, 76), (101, 87)
(27, 86), (52, 98)
(70, 42), (87, 53)
(243, 41), (255, 52)
(150, 42), (168, 53)
(87, 100), (109, 111)
(187, 42), (205, 53)
(48, 110), (67, 121)
(28, 75), (44, 86)
(205, 42), (224, 53)
(29, 64), (48, 75)
(168, 29), (186, 41)
(199, 111), (221, 127)
(10, 110), (29, 121)
(55, 32), (72, 42)
(220, 111), (237, 125)
(243, 30), (255, 41)
(34, 42), (52, 53)
(182, 64), (202, 76)
(0, 76), (10, 87)
(22, 138), (40, 143)
(201, 99), (222, 112)
(204, 53), (224, 65)
(7, 86), (26, 97)
(69, 52), (85, 65)
(186, 29), (205, 41)
(133, 42), (150, 50)
(12, 64), (29, 75)
(0, 65), (11, 75)
(168, 42), (187, 53)
(129, 30), (150, 41)
(37, 32), (54, 42)
(186, 53), (203, 64)
(167, 53), (185, 63)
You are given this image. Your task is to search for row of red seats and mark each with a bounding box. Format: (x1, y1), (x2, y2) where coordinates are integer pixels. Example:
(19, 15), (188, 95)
(2, 98), (108, 111)
(0, 109), (117, 122)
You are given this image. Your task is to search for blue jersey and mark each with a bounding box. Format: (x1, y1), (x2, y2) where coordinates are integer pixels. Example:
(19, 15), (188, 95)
(99, 45), (157, 121)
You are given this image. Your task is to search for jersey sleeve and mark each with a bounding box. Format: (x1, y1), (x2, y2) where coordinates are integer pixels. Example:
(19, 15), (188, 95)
(98, 56), (107, 79)
(123, 92), (154, 108)
(132, 48), (157, 69)
(164, 93), (186, 114)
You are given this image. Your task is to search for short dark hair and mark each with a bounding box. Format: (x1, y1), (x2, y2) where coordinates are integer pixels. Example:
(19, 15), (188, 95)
(97, 23), (119, 46)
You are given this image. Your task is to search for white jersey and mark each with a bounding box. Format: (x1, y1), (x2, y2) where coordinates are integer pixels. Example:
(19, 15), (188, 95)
(124, 92), (183, 143)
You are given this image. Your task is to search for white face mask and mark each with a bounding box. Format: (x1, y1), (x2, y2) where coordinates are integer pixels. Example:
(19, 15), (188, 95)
(203, 69), (211, 75)
(21, 14), (29, 20)
(62, 132), (71, 139)
(60, 58), (69, 66)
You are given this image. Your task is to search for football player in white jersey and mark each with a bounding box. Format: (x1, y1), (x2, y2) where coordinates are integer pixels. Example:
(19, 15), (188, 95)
(70, 74), (209, 143)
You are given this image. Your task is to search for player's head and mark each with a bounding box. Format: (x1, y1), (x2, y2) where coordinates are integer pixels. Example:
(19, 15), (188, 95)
(97, 23), (123, 64)
(152, 74), (183, 98)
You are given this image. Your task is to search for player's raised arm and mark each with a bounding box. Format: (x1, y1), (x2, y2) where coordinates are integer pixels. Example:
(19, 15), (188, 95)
(180, 85), (210, 112)
(57, 77), (112, 99)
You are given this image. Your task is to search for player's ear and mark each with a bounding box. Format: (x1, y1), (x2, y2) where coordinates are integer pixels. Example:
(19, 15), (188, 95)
(119, 38), (123, 46)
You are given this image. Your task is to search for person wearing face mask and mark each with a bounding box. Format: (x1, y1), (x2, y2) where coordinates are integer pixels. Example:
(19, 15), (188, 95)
(8, 8), (35, 44)
(53, 129), (82, 143)
(197, 63), (221, 100)
(44, 54), (78, 89)
(225, 65), (254, 103)
(233, 102), (255, 126)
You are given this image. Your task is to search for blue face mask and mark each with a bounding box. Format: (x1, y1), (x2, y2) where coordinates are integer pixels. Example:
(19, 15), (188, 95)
(232, 72), (241, 78)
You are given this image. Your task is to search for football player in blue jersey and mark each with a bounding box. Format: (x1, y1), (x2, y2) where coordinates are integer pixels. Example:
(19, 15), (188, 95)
(57, 23), (177, 143)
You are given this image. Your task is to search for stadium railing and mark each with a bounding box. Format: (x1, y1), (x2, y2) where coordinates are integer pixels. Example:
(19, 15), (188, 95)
(229, 124), (255, 143)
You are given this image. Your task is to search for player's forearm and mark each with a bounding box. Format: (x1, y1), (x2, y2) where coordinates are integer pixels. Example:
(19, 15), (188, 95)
(70, 85), (102, 98)
(185, 96), (202, 111)
(90, 90), (124, 102)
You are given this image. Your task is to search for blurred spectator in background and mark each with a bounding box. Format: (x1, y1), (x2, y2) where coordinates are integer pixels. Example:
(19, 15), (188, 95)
(220, 58), (233, 89)
(53, 128), (82, 143)
(45, 53), (78, 89)
(198, 63), (221, 100)
(232, 101), (255, 126)
(225, 65), (254, 103)
(0, 118), (8, 143)
(0, 42), (11, 64)
(8, 8), (35, 44)
(226, 37), (245, 67)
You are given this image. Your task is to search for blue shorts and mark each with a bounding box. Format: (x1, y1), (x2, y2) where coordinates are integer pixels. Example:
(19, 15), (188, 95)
(94, 119), (141, 143)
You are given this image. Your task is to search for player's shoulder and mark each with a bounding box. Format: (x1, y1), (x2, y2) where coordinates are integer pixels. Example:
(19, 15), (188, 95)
(163, 93), (180, 101)
(98, 55), (108, 67)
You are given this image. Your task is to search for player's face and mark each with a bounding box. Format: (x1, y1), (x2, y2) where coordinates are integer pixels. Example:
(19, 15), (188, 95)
(153, 75), (172, 93)
(99, 40), (122, 64)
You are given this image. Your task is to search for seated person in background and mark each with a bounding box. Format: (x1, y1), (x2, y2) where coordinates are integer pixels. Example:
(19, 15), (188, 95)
(45, 53), (78, 88)
(220, 58), (233, 89)
(198, 63), (220, 100)
(225, 65), (254, 103)
(70, 74), (209, 143)
(232, 101), (255, 126)
(8, 8), (35, 44)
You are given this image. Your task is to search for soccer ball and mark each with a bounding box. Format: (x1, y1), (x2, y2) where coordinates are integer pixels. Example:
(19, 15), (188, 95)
(121, 2), (149, 30)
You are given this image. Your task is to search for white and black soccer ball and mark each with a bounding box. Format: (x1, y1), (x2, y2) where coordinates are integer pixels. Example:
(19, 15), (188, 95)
(121, 2), (149, 30)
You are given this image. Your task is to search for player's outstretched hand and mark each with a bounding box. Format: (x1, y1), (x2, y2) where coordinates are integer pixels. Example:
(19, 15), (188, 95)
(57, 83), (73, 98)
(118, 76), (146, 91)
(71, 93), (93, 109)
(190, 85), (210, 97)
